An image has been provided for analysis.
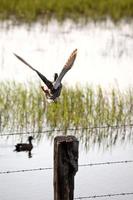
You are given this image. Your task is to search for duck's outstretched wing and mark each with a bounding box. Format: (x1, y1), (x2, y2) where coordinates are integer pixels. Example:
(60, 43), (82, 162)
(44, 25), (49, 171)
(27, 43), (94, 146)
(14, 53), (53, 90)
(53, 49), (77, 90)
(14, 53), (37, 72)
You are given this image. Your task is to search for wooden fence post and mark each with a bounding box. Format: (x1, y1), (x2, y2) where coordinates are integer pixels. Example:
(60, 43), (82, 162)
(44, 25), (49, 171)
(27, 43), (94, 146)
(54, 135), (79, 200)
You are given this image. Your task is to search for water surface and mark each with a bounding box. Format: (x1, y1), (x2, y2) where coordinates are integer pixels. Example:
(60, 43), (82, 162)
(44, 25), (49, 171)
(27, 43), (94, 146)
(0, 20), (133, 90)
(0, 128), (133, 200)
(0, 20), (133, 200)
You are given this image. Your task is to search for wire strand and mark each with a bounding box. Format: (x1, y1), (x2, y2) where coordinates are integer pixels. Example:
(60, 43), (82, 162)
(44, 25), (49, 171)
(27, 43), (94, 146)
(74, 192), (133, 199)
(0, 160), (133, 175)
(0, 167), (52, 174)
(1, 123), (133, 136)
(79, 160), (133, 167)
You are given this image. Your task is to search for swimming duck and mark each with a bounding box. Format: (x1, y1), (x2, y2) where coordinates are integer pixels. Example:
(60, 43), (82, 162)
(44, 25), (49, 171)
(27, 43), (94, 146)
(15, 136), (34, 152)
(14, 49), (77, 102)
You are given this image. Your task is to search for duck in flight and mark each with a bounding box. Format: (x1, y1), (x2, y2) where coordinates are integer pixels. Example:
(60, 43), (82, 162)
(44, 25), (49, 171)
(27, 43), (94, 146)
(14, 49), (77, 102)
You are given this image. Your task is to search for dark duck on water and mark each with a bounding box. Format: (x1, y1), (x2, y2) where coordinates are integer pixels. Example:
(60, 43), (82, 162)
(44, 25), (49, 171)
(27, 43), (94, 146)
(15, 136), (34, 152)
(14, 49), (77, 102)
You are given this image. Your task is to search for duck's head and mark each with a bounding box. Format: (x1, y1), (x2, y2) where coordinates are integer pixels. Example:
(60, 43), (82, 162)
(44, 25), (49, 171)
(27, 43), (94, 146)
(54, 73), (58, 82)
(28, 136), (34, 142)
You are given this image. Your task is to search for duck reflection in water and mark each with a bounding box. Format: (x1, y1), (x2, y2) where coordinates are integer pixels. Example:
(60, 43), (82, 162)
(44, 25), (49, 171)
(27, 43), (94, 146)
(14, 49), (77, 102)
(14, 136), (34, 158)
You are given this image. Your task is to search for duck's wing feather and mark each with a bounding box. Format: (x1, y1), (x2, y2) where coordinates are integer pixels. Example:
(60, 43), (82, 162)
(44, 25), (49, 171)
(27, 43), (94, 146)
(53, 49), (77, 90)
(14, 53), (53, 90)
(14, 53), (37, 72)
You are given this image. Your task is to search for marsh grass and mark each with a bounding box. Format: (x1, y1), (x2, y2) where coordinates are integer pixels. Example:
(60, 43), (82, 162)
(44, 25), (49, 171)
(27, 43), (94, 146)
(0, 0), (133, 23)
(0, 81), (133, 134)
(46, 85), (133, 130)
(0, 81), (46, 133)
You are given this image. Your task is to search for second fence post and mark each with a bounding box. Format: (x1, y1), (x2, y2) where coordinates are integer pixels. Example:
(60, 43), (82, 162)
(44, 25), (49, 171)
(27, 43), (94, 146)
(54, 135), (79, 200)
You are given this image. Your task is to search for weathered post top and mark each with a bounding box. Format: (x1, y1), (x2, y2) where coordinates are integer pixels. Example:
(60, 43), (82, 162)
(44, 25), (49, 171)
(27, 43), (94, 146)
(54, 135), (79, 200)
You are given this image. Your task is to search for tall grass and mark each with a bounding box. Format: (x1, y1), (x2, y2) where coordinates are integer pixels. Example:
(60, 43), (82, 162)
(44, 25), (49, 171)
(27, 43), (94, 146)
(0, 81), (133, 133)
(0, 0), (133, 23)
(0, 81), (46, 132)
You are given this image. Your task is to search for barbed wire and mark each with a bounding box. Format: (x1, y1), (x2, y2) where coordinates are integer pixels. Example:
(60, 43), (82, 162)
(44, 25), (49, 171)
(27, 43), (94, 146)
(0, 167), (52, 174)
(79, 160), (133, 167)
(0, 160), (133, 175)
(1, 123), (133, 137)
(74, 192), (133, 199)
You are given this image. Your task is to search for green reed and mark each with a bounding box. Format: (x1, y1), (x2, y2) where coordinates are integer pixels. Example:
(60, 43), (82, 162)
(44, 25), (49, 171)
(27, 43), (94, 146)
(0, 81), (45, 132)
(0, 0), (133, 23)
(0, 81), (133, 133)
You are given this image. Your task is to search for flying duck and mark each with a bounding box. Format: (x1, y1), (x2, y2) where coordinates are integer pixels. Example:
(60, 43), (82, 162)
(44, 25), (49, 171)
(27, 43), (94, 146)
(14, 49), (77, 102)
(14, 136), (34, 152)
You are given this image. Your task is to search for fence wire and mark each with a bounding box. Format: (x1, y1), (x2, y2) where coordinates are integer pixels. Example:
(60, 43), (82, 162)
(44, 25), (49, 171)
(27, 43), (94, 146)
(1, 123), (133, 137)
(0, 160), (133, 175)
(79, 160), (133, 167)
(1, 125), (133, 199)
(74, 192), (133, 199)
(0, 167), (52, 174)
(1, 161), (133, 199)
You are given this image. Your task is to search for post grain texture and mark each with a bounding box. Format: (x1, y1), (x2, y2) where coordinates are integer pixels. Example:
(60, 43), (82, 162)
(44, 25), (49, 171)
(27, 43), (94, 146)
(54, 135), (79, 200)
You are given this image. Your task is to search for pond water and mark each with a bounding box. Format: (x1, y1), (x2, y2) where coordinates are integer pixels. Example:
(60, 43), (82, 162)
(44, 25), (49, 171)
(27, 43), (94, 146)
(0, 129), (133, 200)
(0, 20), (133, 90)
(0, 20), (133, 200)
